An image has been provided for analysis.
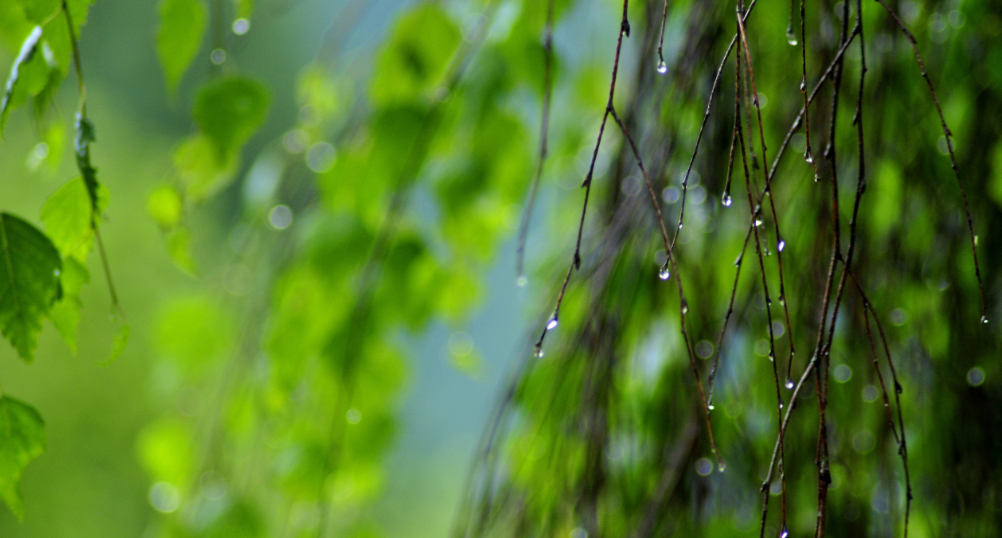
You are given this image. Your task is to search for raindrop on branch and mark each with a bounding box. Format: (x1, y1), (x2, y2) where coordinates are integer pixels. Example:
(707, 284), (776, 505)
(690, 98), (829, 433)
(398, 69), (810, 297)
(799, 79), (806, 92)
(777, 237), (786, 252)
(546, 317), (559, 330)
(785, 377), (795, 390)
(659, 263), (671, 280)
(804, 148), (814, 164)
(722, 193), (732, 207)
(786, 28), (798, 46)
(534, 347), (544, 358)
(981, 315), (989, 325)
(656, 59), (667, 75)
(681, 298), (689, 315)
(780, 525), (790, 538)
(717, 461), (727, 473)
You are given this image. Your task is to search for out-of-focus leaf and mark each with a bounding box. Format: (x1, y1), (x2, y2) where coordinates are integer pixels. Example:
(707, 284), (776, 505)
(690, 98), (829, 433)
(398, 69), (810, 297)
(137, 418), (194, 488)
(147, 184), (184, 228)
(193, 76), (270, 162)
(0, 212), (61, 362)
(108, 323), (129, 362)
(369, 5), (460, 106)
(0, 395), (45, 520)
(166, 226), (197, 274)
(41, 177), (97, 261)
(47, 256), (88, 354)
(173, 134), (238, 201)
(26, 121), (64, 173)
(156, 0), (207, 94)
(155, 294), (235, 373)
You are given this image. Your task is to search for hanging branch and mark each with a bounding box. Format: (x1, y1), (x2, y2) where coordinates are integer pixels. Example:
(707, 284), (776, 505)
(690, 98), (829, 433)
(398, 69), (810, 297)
(609, 105), (723, 471)
(847, 269), (912, 537)
(63, 0), (123, 317)
(873, 0), (987, 323)
(532, 0), (631, 356)
(515, 0), (556, 285)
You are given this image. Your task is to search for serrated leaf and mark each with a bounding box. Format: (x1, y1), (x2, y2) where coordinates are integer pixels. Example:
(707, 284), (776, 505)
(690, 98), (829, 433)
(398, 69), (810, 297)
(47, 256), (88, 354)
(1, 25), (43, 133)
(193, 75), (270, 162)
(64, 0), (94, 33)
(0, 395), (45, 520)
(156, 0), (207, 94)
(0, 213), (61, 362)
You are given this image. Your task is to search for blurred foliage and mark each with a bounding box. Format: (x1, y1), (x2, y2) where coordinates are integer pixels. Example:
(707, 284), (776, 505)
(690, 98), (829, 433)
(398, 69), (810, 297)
(0, 0), (1000, 537)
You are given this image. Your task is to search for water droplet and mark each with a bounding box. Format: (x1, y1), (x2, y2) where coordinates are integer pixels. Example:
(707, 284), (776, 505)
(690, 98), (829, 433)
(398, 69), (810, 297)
(799, 79), (806, 92)
(974, 235), (979, 246)
(659, 264), (671, 280)
(734, 254), (743, 267)
(346, 408), (361, 424)
(754, 217), (764, 227)
(780, 525), (790, 538)
(804, 149), (814, 164)
(717, 461), (726, 473)
(210, 48), (227, 65)
(778, 397), (785, 409)
(778, 292), (786, 305)
(894, 382), (903, 394)
(768, 352), (775, 363)
(534, 346), (544, 358)
(707, 403), (715, 411)
(232, 18), (250, 35)
(982, 315), (989, 324)
(785, 377), (794, 390)
(656, 59), (667, 75)
(722, 193), (732, 207)
(777, 238), (786, 252)
(681, 298), (689, 315)
(814, 172), (821, 183)
(546, 317), (559, 330)
(786, 29), (798, 46)
(516, 275), (528, 287)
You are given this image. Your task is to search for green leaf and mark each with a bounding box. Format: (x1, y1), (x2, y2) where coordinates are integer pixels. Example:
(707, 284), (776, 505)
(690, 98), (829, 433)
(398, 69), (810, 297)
(0, 395), (45, 520)
(0, 4), (34, 52)
(156, 0), (207, 94)
(106, 323), (129, 363)
(47, 256), (88, 354)
(173, 134), (238, 201)
(0, 212), (62, 362)
(0, 25), (43, 133)
(369, 5), (460, 106)
(146, 184), (184, 228)
(16, 0), (60, 25)
(41, 177), (98, 262)
(64, 0), (94, 34)
(193, 75), (270, 162)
